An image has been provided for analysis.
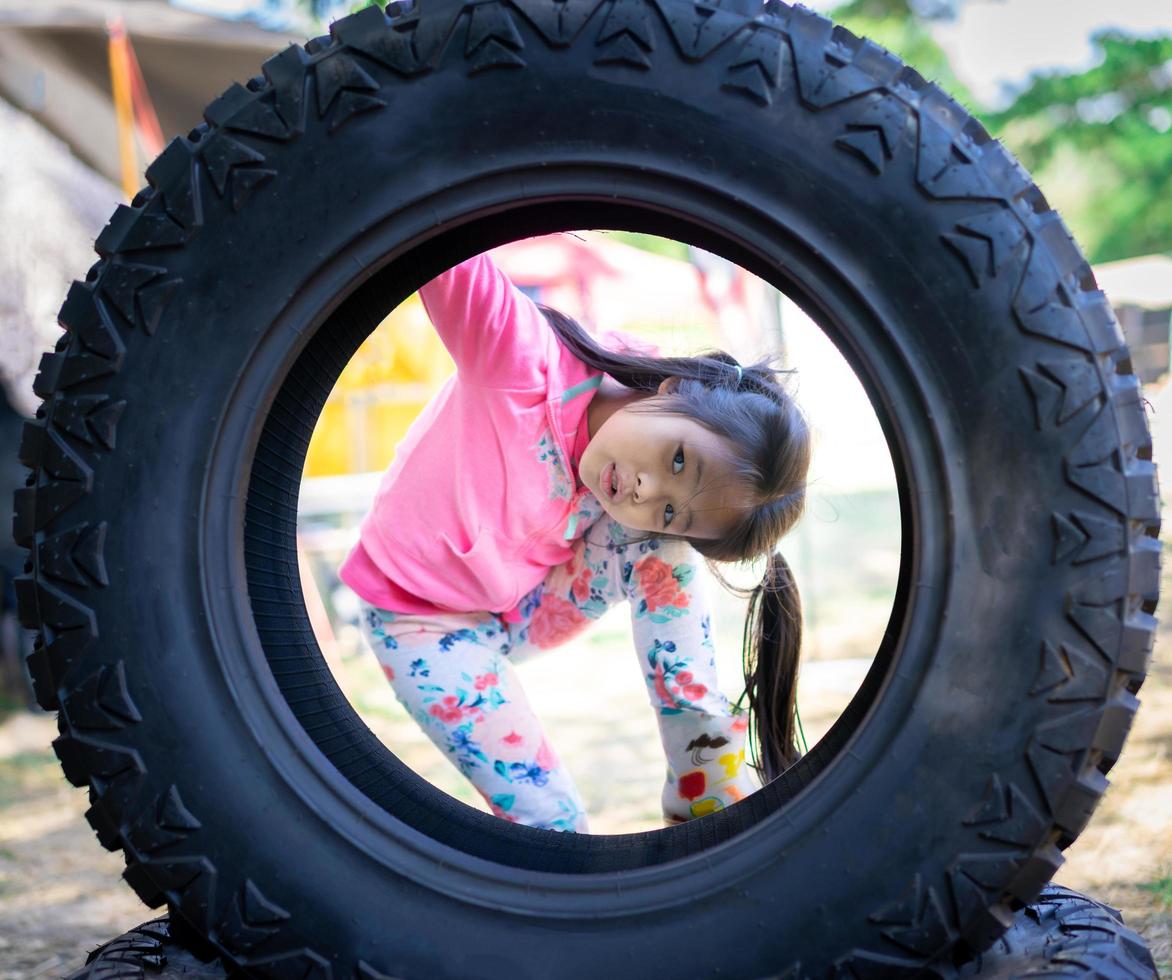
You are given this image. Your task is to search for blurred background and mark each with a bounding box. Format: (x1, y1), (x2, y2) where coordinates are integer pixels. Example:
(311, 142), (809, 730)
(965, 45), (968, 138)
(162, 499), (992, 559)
(0, 0), (1168, 975)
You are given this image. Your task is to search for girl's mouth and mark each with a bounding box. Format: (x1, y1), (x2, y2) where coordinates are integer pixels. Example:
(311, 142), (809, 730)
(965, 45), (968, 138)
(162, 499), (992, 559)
(601, 462), (621, 500)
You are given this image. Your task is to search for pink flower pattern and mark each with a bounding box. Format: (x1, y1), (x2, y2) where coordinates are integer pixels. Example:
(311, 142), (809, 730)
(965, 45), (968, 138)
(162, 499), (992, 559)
(634, 556), (690, 613)
(527, 593), (588, 649)
(571, 568), (592, 603)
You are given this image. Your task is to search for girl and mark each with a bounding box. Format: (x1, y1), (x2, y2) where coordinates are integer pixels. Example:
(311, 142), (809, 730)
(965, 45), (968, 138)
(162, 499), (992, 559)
(340, 247), (810, 832)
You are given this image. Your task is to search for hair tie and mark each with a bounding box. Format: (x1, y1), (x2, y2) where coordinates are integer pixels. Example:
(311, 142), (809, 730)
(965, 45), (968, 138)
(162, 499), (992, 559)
(734, 363), (743, 385)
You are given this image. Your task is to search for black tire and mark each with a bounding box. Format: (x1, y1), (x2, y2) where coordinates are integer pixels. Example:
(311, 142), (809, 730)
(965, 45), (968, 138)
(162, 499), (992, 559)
(13, 0), (1160, 976)
(71, 885), (1160, 979)
(67, 917), (227, 980)
(955, 884), (1159, 979)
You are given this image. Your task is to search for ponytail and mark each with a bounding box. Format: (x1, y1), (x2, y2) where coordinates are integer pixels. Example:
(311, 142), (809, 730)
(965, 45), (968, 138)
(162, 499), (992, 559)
(739, 552), (803, 782)
(540, 304), (776, 397)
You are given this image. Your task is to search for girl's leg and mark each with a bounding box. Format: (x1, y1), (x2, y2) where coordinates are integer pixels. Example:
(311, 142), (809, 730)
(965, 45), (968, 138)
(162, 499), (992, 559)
(507, 517), (758, 824)
(358, 603), (589, 832)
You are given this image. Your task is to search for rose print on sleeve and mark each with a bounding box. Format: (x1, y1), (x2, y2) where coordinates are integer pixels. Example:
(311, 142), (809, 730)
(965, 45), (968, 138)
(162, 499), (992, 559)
(632, 556), (694, 623)
(652, 660), (675, 710)
(645, 640), (713, 714)
(673, 670), (708, 702)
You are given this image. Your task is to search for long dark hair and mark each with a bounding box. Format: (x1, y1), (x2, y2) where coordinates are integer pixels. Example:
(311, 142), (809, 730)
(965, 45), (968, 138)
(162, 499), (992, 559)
(541, 304), (811, 784)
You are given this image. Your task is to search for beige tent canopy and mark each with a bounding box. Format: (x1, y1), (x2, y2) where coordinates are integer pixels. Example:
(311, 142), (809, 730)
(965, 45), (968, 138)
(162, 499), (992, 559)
(1094, 254), (1172, 310)
(0, 0), (297, 186)
(0, 1), (297, 412)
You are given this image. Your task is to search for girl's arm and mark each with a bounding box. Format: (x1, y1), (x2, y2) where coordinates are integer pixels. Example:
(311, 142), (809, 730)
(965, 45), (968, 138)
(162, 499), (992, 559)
(622, 543), (760, 822)
(419, 252), (551, 387)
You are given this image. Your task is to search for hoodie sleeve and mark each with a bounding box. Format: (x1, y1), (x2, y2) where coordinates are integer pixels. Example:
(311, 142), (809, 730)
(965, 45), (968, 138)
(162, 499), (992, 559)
(418, 252), (551, 387)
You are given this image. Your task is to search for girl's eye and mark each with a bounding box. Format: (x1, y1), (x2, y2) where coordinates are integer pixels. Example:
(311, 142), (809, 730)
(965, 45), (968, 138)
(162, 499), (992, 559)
(664, 503), (674, 528)
(672, 448), (685, 474)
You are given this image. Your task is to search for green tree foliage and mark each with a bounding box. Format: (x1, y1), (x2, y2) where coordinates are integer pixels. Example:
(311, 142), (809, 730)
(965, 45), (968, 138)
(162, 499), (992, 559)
(829, 0), (980, 111)
(985, 33), (1172, 263)
(832, 1), (1170, 263)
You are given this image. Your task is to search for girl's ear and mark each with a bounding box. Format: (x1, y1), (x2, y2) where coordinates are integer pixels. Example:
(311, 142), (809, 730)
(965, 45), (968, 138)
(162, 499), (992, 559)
(656, 376), (683, 396)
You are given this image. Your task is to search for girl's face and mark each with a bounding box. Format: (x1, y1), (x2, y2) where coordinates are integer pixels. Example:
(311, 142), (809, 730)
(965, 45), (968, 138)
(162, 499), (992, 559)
(578, 400), (754, 541)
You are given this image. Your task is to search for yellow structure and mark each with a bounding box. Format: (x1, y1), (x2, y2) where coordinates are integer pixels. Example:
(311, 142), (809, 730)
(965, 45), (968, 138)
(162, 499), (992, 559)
(304, 294), (455, 478)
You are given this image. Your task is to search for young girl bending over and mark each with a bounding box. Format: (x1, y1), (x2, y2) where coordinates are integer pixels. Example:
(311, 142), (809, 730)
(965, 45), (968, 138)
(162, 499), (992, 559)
(340, 248), (810, 832)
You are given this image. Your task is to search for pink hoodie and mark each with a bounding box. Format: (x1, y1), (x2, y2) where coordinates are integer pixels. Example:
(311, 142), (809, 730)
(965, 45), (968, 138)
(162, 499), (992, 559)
(339, 252), (622, 620)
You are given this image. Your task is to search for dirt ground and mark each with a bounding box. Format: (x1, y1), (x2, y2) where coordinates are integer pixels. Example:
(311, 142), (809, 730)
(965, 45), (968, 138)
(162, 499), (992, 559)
(0, 711), (151, 978)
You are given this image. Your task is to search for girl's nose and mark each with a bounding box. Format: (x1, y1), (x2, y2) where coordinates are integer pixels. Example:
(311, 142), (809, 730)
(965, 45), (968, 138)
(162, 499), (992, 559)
(634, 472), (658, 503)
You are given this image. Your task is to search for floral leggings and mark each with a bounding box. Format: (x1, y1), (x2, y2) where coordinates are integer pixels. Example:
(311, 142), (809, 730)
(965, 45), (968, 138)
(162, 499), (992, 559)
(358, 515), (757, 832)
